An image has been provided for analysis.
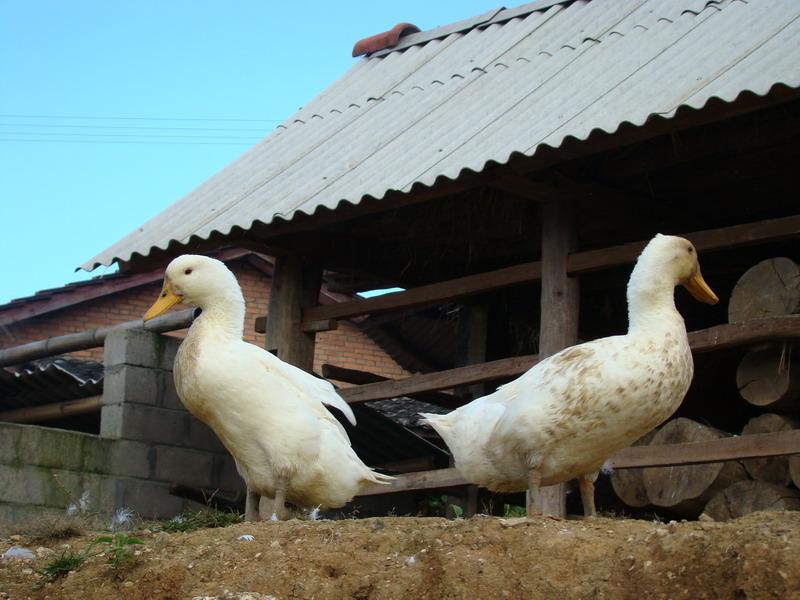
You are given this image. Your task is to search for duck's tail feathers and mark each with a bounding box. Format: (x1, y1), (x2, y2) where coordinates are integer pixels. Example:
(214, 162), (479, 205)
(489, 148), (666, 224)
(367, 471), (395, 485)
(419, 412), (449, 434)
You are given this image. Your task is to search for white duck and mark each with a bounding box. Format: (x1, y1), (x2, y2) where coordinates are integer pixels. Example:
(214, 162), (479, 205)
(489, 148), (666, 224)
(422, 234), (719, 517)
(143, 255), (392, 521)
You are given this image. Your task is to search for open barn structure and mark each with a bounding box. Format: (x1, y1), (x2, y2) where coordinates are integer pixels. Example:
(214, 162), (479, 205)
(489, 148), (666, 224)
(3, 0), (800, 521)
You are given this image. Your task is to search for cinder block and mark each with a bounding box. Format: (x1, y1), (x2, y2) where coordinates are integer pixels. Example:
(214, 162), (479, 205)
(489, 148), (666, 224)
(215, 454), (245, 493)
(0, 464), (48, 505)
(187, 418), (227, 454)
(114, 477), (183, 519)
(82, 438), (150, 479)
(100, 403), (191, 445)
(159, 371), (184, 410)
(158, 336), (182, 371)
(0, 423), (22, 465)
(103, 364), (159, 406)
(153, 446), (214, 488)
(14, 426), (88, 471)
(104, 328), (160, 369)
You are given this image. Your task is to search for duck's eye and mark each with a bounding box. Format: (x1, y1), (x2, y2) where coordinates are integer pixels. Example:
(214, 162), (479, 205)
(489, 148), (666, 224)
(184, 268), (193, 275)
(687, 247), (694, 254)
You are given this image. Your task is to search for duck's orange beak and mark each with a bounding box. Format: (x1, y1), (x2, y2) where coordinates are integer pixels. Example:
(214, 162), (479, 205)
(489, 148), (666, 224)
(143, 278), (183, 321)
(681, 269), (719, 305)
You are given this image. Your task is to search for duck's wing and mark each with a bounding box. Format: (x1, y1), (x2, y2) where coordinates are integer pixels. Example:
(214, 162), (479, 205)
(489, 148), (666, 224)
(241, 343), (357, 426)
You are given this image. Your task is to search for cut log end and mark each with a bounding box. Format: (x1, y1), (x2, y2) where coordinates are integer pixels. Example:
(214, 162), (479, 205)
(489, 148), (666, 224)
(741, 413), (799, 486)
(702, 480), (800, 521)
(736, 343), (800, 410)
(728, 257), (800, 324)
(642, 418), (747, 517)
(610, 430), (657, 508)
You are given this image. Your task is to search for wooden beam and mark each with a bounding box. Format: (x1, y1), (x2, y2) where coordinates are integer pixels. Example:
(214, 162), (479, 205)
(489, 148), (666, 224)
(0, 395), (102, 424)
(537, 199), (579, 517)
(0, 308), (197, 367)
(303, 213), (800, 326)
(303, 261), (542, 324)
(265, 254), (322, 369)
(338, 316), (800, 405)
(322, 364), (462, 408)
(357, 431), (800, 496)
(688, 315), (800, 354)
(338, 354), (539, 404)
(610, 430), (800, 469)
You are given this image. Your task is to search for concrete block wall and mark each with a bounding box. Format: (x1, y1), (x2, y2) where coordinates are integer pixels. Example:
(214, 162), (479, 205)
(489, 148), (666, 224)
(98, 328), (244, 513)
(0, 327), (246, 528)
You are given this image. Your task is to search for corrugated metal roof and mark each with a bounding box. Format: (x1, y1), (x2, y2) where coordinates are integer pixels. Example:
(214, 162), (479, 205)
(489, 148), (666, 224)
(83, 0), (800, 271)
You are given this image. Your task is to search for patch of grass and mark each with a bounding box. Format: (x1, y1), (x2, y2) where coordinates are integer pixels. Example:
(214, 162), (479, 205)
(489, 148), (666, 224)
(96, 533), (144, 569)
(37, 542), (98, 582)
(504, 504), (527, 518)
(156, 509), (242, 533)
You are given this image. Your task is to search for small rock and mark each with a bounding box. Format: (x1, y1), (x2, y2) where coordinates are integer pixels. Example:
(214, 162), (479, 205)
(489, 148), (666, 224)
(372, 519), (385, 531)
(269, 540), (280, 548)
(123, 581), (134, 588)
(237, 534), (255, 542)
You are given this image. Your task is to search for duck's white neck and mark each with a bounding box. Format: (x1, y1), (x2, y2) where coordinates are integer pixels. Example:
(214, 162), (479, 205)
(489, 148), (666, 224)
(626, 257), (682, 333)
(192, 290), (246, 339)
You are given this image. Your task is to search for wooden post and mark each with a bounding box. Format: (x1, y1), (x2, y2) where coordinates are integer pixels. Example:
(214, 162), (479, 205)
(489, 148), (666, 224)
(537, 199), (579, 517)
(450, 304), (489, 517)
(265, 254), (323, 370)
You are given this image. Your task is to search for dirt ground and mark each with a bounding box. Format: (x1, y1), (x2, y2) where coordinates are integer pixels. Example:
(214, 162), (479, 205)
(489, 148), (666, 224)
(1, 511), (798, 600)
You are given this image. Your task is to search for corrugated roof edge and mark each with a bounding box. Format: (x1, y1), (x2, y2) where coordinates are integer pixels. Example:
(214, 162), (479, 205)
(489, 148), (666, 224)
(80, 79), (798, 273)
(370, 0), (577, 58)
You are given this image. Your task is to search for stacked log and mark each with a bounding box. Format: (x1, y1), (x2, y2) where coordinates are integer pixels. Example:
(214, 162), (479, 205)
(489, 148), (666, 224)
(730, 258), (800, 412)
(642, 418), (747, 517)
(610, 430), (656, 508)
(702, 480), (800, 521)
(740, 413), (799, 486)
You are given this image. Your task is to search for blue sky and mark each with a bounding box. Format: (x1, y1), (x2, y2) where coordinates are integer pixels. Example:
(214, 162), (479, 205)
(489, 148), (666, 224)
(0, 0), (496, 304)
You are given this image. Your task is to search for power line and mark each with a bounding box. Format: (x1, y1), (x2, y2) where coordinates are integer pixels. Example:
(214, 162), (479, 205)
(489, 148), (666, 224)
(0, 122), (272, 132)
(0, 138), (257, 146)
(1, 131), (263, 140)
(0, 113), (283, 122)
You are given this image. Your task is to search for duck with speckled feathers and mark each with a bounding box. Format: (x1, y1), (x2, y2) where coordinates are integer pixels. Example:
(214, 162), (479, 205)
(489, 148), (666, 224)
(422, 234), (719, 517)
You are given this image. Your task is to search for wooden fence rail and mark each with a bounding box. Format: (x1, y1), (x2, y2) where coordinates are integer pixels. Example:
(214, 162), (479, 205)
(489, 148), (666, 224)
(357, 430), (800, 496)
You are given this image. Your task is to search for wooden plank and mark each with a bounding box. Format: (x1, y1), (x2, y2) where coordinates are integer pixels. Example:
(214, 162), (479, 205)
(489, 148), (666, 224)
(0, 308), (197, 367)
(608, 430), (800, 469)
(357, 431), (800, 496)
(304, 261), (542, 323)
(303, 214), (800, 325)
(338, 354), (538, 404)
(0, 395), (103, 424)
(688, 315), (800, 353)
(322, 364), (462, 408)
(358, 466), (468, 496)
(256, 315), (339, 334)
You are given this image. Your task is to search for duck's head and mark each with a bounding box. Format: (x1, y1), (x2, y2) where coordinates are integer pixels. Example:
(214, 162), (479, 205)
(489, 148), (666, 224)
(637, 234), (719, 305)
(143, 255), (242, 321)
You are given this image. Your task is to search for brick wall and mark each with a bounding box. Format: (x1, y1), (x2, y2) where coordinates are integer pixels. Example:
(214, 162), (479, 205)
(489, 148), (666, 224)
(0, 259), (410, 380)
